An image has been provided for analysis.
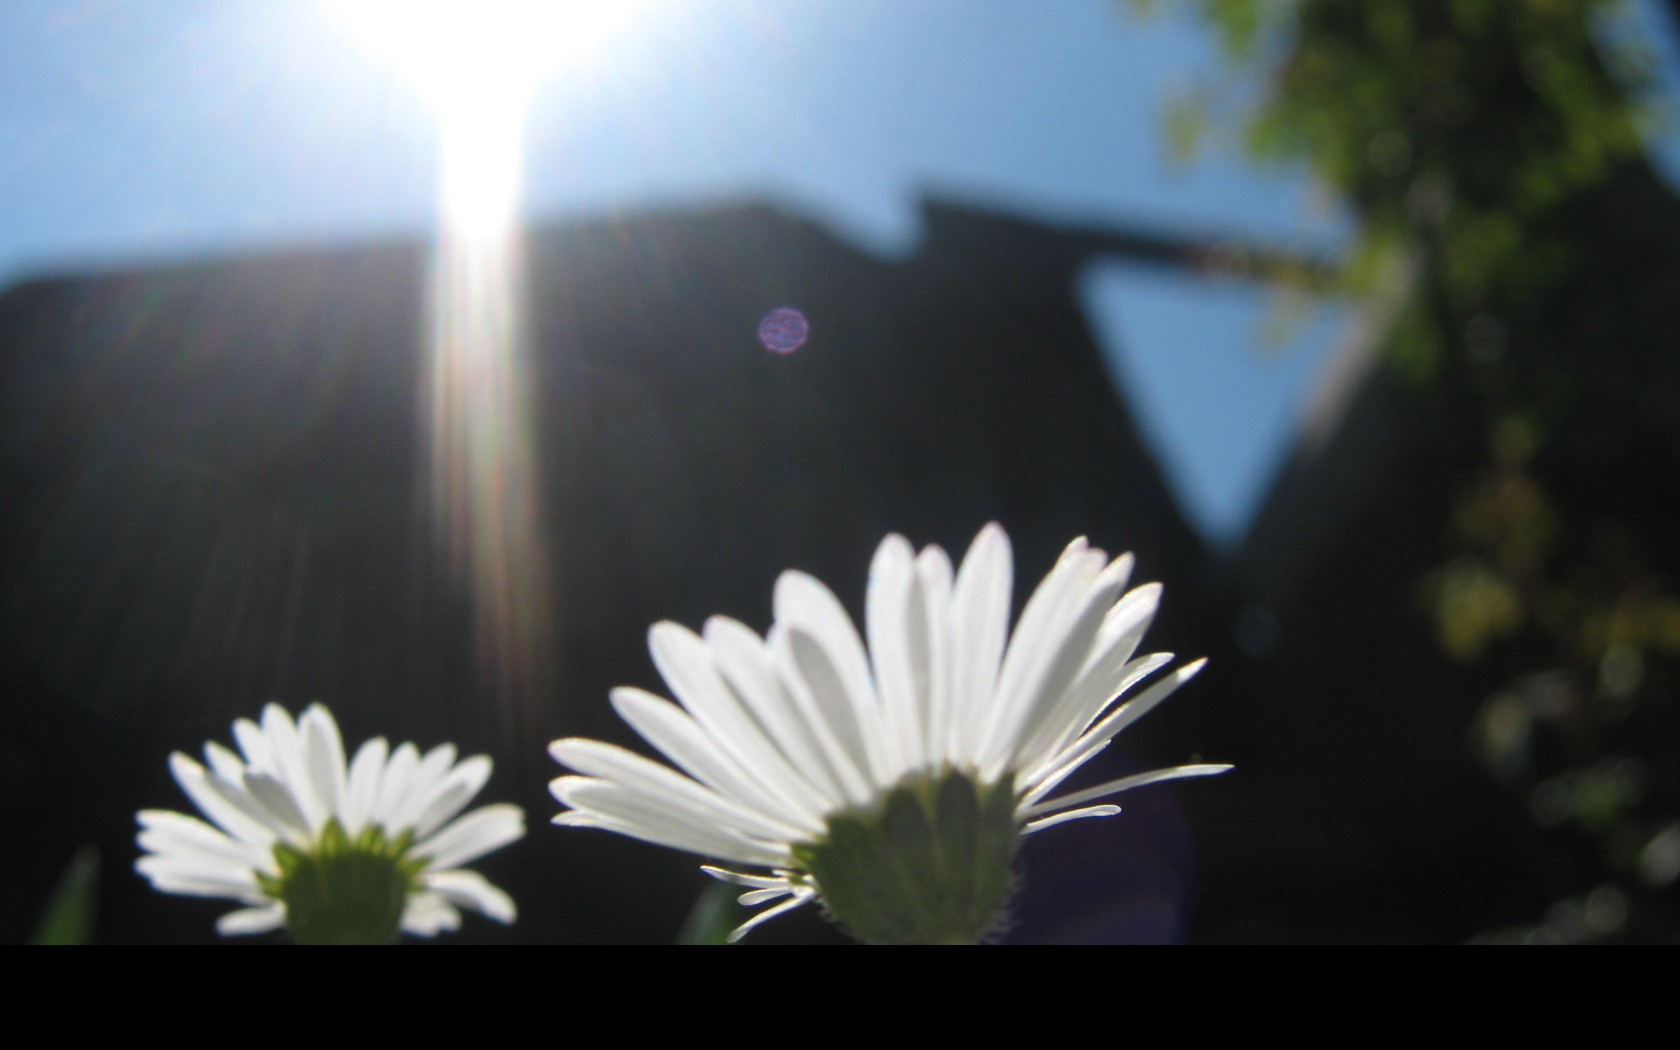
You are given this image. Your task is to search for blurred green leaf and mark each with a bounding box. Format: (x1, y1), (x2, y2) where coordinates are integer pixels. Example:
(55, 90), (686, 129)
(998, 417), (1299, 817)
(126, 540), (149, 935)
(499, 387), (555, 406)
(675, 879), (744, 945)
(31, 846), (98, 946)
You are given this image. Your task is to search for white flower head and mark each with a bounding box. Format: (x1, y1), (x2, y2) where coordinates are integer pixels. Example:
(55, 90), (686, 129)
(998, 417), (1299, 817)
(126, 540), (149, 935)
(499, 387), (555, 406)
(550, 524), (1229, 943)
(137, 703), (524, 943)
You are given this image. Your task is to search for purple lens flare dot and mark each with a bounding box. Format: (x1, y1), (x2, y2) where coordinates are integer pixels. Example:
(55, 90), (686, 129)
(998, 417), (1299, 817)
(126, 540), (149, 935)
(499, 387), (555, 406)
(757, 307), (810, 354)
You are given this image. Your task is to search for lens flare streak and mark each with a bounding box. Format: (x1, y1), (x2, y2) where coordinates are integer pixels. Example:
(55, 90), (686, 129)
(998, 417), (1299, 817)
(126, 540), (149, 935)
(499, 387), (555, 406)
(327, 0), (669, 713)
(425, 101), (553, 714)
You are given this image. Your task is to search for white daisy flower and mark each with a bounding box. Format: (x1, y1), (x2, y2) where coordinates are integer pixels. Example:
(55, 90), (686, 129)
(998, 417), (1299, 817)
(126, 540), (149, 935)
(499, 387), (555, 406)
(550, 523), (1229, 943)
(137, 703), (524, 943)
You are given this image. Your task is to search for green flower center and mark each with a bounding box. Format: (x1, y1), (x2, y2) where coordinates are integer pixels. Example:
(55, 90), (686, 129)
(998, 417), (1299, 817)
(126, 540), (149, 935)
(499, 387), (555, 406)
(257, 820), (428, 945)
(792, 770), (1019, 945)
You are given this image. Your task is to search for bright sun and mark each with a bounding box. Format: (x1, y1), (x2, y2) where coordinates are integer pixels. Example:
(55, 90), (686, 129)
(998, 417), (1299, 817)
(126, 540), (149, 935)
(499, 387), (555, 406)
(327, 0), (650, 235)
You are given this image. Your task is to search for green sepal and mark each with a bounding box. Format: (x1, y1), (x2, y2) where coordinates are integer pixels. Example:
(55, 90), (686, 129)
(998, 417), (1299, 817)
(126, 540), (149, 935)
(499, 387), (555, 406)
(792, 770), (1019, 945)
(261, 818), (424, 945)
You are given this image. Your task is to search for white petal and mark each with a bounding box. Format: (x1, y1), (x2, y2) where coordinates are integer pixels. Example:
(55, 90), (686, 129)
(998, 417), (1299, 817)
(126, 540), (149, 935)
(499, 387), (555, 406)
(167, 753), (277, 848)
(216, 904), (285, 935)
(656, 620), (838, 815)
(975, 543), (1099, 773)
(980, 548), (1127, 778)
(343, 736), (389, 833)
(299, 704), (347, 826)
(774, 569), (891, 783)
(946, 525), (1008, 765)
(726, 887), (816, 943)
(1022, 763), (1233, 820)
(739, 886), (793, 906)
(370, 742), (420, 829)
(1015, 634), (1171, 778)
(551, 738), (796, 843)
(137, 809), (273, 873)
(1023, 804), (1121, 834)
(241, 771), (313, 844)
(1029, 583), (1161, 756)
(386, 743), (458, 833)
(702, 617), (849, 811)
(414, 802), (525, 871)
(202, 741), (247, 784)
(612, 687), (820, 835)
(553, 779), (788, 867)
(1021, 741), (1110, 808)
(647, 623), (832, 819)
(261, 704), (325, 831)
(135, 856), (263, 901)
(1023, 659), (1208, 791)
(200, 768), (305, 848)
(423, 869), (516, 923)
(1099, 552), (1134, 602)
(232, 718), (272, 774)
(771, 624), (877, 806)
(134, 851), (258, 887)
(411, 754), (492, 841)
(866, 533), (921, 781)
(700, 865), (792, 890)
(401, 890), (461, 937)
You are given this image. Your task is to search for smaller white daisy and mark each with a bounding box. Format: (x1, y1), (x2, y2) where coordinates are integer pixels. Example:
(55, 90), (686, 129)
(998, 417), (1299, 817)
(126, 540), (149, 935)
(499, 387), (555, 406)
(137, 703), (524, 943)
(551, 523), (1229, 943)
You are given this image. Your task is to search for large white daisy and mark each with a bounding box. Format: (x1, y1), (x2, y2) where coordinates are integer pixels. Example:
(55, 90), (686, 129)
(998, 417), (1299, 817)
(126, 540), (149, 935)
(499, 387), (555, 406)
(137, 703), (524, 942)
(550, 524), (1228, 943)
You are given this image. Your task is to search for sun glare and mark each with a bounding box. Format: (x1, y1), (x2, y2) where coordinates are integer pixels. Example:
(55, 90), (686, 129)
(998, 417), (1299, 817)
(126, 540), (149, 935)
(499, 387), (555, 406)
(325, 0), (658, 717)
(327, 0), (652, 234)
(327, 0), (641, 97)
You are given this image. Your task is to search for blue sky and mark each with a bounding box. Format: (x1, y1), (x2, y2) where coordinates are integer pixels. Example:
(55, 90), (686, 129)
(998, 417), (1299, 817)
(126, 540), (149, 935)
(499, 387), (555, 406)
(7, 0), (1667, 546)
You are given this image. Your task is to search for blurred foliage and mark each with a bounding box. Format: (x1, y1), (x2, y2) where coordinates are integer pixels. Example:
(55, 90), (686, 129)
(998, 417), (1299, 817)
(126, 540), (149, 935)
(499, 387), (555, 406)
(1133, 0), (1680, 939)
(30, 846), (97, 945)
(675, 879), (744, 945)
(1144, 0), (1651, 370)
